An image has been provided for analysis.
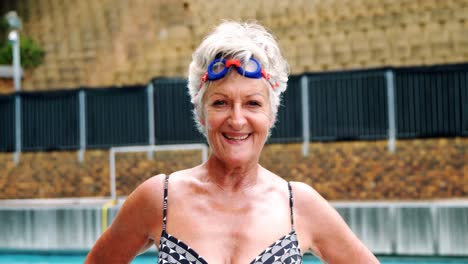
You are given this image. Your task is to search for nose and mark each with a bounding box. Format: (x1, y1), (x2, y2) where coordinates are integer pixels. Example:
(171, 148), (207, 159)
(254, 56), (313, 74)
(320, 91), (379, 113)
(228, 103), (247, 130)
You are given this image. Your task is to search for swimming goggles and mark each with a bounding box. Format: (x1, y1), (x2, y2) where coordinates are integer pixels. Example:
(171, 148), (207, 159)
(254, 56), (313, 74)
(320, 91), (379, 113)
(200, 57), (278, 89)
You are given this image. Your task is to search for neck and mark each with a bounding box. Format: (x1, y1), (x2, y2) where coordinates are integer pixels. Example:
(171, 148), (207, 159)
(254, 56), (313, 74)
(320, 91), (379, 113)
(203, 155), (261, 192)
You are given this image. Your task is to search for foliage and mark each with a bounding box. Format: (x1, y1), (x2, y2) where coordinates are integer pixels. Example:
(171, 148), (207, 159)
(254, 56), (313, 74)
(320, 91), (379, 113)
(0, 17), (45, 69)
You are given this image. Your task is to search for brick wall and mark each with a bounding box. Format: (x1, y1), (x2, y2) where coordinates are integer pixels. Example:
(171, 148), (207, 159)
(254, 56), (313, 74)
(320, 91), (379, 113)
(1, 138), (466, 200)
(1, 0), (467, 91)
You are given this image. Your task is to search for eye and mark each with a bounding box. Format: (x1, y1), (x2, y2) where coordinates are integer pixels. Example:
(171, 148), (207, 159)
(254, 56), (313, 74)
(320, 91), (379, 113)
(212, 100), (226, 106)
(247, 100), (261, 107)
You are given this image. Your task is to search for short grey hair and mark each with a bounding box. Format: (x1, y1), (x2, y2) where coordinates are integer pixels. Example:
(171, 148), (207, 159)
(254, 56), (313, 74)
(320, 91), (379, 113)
(187, 21), (289, 136)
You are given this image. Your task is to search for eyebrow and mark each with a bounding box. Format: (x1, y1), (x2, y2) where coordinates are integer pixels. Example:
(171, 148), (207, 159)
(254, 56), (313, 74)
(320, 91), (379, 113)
(208, 92), (228, 99)
(246, 92), (267, 99)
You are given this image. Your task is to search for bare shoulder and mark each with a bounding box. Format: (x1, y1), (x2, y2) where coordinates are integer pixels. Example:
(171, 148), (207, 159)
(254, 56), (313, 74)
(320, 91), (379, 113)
(84, 174), (167, 263)
(289, 181), (331, 216)
(125, 173), (166, 211)
(113, 174), (167, 235)
(289, 181), (322, 201)
(259, 167), (290, 189)
(166, 165), (206, 187)
(288, 181), (338, 242)
(133, 173), (166, 196)
(167, 167), (197, 181)
(289, 181), (379, 263)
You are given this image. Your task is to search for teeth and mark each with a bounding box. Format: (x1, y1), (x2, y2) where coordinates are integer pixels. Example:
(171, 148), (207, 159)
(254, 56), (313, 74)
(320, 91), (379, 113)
(224, 134), (249, 140)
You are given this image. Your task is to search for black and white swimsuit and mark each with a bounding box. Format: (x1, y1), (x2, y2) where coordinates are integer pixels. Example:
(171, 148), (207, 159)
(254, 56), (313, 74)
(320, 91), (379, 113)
(157, 175), (303, 264)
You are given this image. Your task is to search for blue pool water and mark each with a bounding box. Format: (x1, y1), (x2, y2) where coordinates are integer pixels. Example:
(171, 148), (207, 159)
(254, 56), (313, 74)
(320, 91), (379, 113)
(1, 254), (467, 264)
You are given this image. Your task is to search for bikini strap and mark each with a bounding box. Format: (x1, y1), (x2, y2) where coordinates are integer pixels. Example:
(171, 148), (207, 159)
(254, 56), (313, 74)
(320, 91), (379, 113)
(287, 181), (295, 229)
(162, 175), (169, 232)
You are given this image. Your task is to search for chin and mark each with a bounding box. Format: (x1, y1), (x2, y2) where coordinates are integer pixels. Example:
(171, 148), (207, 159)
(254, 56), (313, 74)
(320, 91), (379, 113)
(218, 153), (257, 167)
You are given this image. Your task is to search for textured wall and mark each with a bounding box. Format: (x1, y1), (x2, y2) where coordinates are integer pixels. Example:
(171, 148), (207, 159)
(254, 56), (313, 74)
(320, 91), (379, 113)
(0, 0), (467, 91)
(0, 138), (466, 200)
(0, 79), (14, 94)
(262, 139), (467, 199)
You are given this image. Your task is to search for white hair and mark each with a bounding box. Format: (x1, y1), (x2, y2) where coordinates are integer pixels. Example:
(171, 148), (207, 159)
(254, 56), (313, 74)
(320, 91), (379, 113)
(187, 21), (289, 136)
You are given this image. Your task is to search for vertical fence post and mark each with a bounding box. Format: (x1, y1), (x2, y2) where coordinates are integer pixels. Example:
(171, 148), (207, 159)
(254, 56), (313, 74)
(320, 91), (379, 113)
(13, 93), (21, 164)
(147, 82), (155, 159)
(301, 75), (310, 157)
(109, 148), (116, 201)
(385, 70), (396, 153)
(78, 89), (86, 162)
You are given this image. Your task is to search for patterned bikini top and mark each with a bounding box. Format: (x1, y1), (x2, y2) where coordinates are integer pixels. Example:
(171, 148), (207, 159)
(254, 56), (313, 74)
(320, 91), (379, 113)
(158, 175), (303, 264)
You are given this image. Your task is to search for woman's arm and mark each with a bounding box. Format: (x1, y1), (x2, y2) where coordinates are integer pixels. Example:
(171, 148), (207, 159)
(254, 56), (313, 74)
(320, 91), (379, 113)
(84, 175), (165, 264)
(292, 182), (380, 264)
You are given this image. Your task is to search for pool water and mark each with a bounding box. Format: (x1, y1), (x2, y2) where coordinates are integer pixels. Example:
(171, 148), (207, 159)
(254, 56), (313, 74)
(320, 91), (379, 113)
(1, 254), (467, 264)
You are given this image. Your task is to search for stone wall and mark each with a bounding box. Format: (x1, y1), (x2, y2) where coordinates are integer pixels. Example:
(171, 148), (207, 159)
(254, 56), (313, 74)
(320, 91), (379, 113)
(1, 1), (466, 201)
(0, 0), (467, 91)
(0, 79), (13, 94)
(1, 138), (466, 200)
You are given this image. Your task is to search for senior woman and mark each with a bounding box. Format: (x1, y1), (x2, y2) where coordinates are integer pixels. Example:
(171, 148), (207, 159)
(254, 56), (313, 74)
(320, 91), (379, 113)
(85, 21), (379, 264)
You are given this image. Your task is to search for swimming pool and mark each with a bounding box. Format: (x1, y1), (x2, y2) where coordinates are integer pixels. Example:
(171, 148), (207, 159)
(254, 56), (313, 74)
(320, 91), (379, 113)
(1, 253), (467, 264)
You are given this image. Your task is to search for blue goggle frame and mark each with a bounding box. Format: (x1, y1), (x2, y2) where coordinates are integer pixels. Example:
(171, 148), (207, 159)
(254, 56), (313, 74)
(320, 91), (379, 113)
(200, 57), (277, 89)
(207, 58), (263, 80)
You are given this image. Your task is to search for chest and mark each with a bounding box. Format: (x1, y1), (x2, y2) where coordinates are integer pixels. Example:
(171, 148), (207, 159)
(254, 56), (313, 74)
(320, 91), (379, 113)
(159, 193), (295, 263)
(158, 230), (301, 264)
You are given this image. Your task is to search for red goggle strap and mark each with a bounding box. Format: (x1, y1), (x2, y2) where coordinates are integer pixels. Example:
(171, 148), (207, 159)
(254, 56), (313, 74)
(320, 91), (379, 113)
(261, 69), (270, 80)
(261, 69), (279, 89)
(200, 73), (208, 88)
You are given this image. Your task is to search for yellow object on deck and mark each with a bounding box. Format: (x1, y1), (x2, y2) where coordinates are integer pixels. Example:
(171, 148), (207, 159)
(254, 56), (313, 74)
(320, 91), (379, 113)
(101, 199), (117, 232)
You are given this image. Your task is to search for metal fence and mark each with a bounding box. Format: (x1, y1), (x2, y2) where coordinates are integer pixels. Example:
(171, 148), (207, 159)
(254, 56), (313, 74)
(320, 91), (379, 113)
(395, 67), (467, 138)
(268, 75), (303, 143)
(307, 70), (389, 141)
(85, 86), (150, 148)
(20, 90), (79, 151)
(0, 94), (14, 152)
(152, 78), (205, 145)
(0, 63), (467, 161)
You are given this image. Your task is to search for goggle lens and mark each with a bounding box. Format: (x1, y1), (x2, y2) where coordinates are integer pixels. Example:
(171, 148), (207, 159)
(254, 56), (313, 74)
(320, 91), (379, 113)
(199, 57), (278, 90)
(211, 61), (226, 74)
(243, 59), (259, 73)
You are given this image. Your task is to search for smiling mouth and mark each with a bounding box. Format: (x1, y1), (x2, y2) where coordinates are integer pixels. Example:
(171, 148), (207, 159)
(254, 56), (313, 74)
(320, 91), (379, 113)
(222, 133), (251, 141)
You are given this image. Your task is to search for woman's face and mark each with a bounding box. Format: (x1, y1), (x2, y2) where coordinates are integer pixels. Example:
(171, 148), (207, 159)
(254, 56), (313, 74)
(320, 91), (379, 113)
(202, 72), (273, 166)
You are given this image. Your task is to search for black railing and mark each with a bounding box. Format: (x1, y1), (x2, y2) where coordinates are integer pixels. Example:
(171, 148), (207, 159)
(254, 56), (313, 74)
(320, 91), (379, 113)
(268, 75), (303, 143)
(85, 86), (149, 148)
(0, 63), (467, 152)
(0, 94), (15, 152)
(152, 78), (205, 145)
(395, 67), (467, 138)
(21, 90), (79, 151)
(307, 70), (388, 141)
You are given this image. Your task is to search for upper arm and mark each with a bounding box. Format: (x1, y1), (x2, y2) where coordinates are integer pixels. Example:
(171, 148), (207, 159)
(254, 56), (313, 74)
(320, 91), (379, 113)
(292, 182), (380, 264)
(85, 175), (165, 264)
